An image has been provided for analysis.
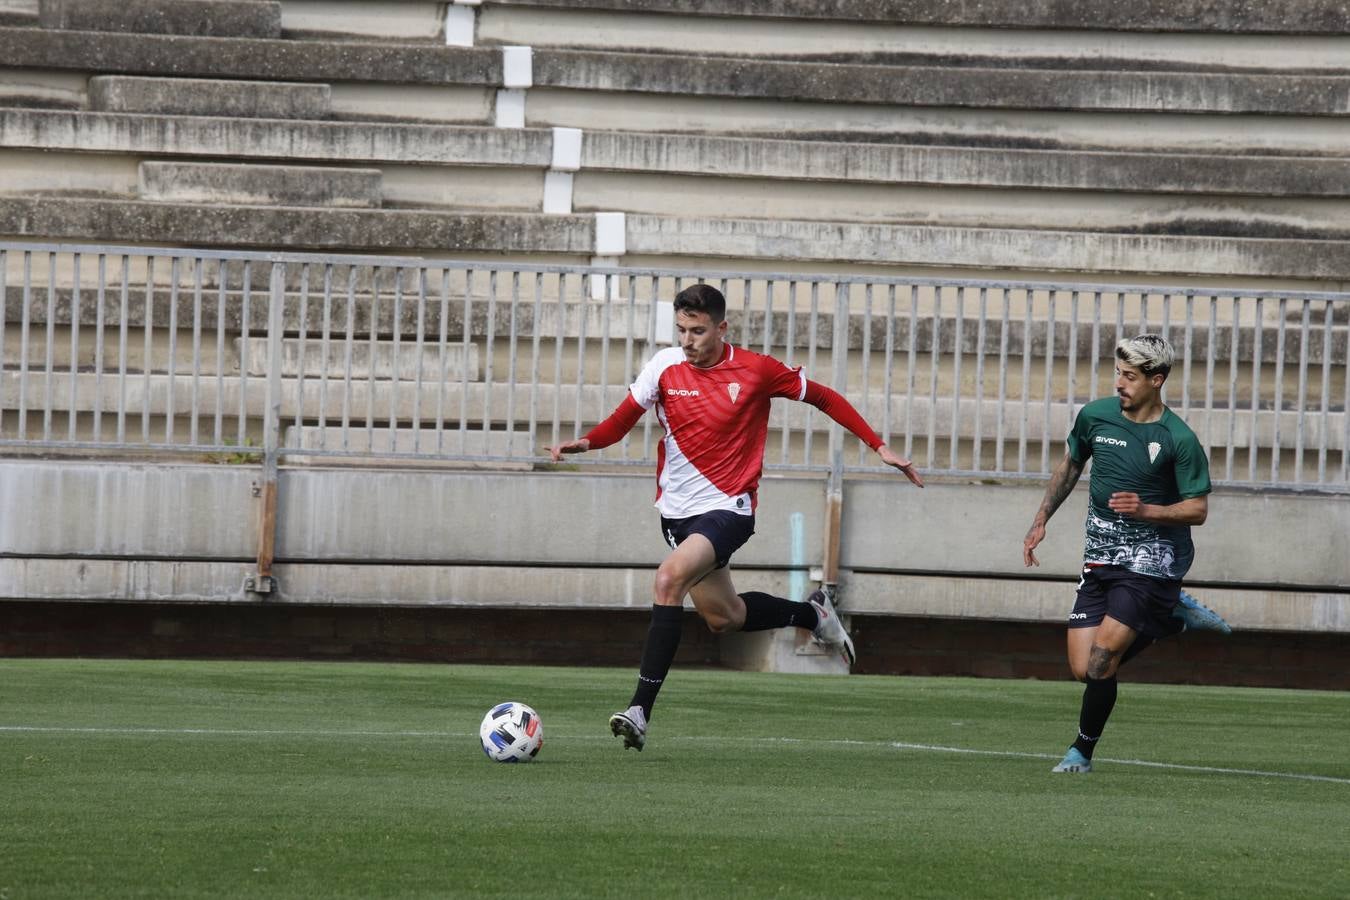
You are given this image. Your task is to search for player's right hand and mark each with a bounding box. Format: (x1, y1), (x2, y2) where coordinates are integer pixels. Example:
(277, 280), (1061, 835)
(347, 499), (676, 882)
(1023, 522), (1045, 567)
(545, 438), (590, 462)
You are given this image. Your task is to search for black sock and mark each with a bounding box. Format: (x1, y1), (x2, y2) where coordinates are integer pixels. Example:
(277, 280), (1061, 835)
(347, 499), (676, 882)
(1119, 634), (1155, 667)
(739, 591), (817, 632)
(1071, 675), (1118, 760)
(628, 604), (685, 720)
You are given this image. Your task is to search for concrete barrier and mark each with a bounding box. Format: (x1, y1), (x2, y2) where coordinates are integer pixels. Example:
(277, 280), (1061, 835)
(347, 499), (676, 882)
(139, 162), (384, 209)
(39, 0), (282, 38)
(89, 76), (331, 119)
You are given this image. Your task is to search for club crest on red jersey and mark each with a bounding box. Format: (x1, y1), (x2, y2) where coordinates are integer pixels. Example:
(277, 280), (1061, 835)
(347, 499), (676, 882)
(727, 383), (741, 403)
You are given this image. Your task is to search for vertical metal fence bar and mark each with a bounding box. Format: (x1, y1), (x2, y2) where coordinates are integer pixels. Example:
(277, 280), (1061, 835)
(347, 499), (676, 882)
(1270, 298), (1287, 483)
(972, 286), (987, 472)
(505, 270), (522, 457)
(882, 284), (896, 450)
(1249, 297), (1264, 483)
(905, 284), (917, 462)
(995, 288), (1009, 472)
(389, 267), (404, 452)
(1293, 301), (1311, 484)
(485, 269), (500, 451)
(295, 263), (311, 448)
(238, 259), (251, 448)
(43, 251), (56, 441)
(830, 282), (849, 477)
(437, 268), (452, 452)
(213, 260), (225, 446)
(1181, 295), (1194, 417)
(368, 266), (382, 450)
(642, 275), (658, 460)
(340, 266), (356, 450)
(190, 257), (202, 446)
(619, 274), (637, 459)
(1018, 289), (1032, 473)
(18, 251), (30, 438)
(317, 264), (333, 450)
(596, 272), (612, 459)
(68, 252), (82, 441)
(574, 273), (589, 441)
(527, 271), (543, 458)
(117, 255), (129, 444)
(165, 256), (179, 444)
(950, 285), (964, 470)
(861, 283), (873, 466)
(1089, 291), (1102, 401)
(93, 254), (107, 443)
(805, 281), (820, 464)
(1225, 296), (1240, 481)
(1066, 290), (1079, 430)
(762, 279), (775, 356)
(1203, 295), (1217, 466)
(141, 255), (154, 444)
(1041, 291), (1055, 473)
(1317, 301), (1333, 484)
(1114, 290), (1125, 370)
(551, 272), (564, 451)
(1341, 301), (1349, 484)
(926, 286), (941, 469)
(412, 267), (428, 452)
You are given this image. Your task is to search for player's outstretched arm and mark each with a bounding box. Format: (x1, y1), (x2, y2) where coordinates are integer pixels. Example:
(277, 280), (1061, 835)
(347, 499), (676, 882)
(544, 394), (645, 462)
(1024, 451), (1085, 567)
(875, 444), (924, 487)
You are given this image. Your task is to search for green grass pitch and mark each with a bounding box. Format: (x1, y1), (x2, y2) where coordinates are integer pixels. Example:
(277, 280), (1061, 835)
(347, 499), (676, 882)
(3, 659), (1348, 898)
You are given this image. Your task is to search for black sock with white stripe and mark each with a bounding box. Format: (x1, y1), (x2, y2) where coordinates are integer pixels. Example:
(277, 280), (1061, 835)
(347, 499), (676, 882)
(1071, 675), (1118, 760)
(629, 604), (685, 720)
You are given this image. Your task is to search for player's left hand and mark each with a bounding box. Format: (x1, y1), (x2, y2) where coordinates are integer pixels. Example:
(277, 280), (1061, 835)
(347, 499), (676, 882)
(877, 445), (924, 487)
(1108, 491), (1148, 518)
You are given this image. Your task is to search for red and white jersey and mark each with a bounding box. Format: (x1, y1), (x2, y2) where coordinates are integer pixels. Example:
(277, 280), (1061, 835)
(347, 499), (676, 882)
(630, 343), (806, 518)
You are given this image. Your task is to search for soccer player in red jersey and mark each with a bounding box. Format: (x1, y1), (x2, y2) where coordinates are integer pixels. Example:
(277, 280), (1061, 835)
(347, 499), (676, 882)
(547, 284), (923, 751)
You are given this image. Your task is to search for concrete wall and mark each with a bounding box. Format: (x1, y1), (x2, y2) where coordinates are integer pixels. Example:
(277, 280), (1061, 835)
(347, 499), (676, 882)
(2, 460), (1345, 637)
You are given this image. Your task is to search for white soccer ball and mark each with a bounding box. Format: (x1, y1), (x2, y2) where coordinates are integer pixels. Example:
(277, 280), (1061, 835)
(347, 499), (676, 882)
(479, 701), (543, 763)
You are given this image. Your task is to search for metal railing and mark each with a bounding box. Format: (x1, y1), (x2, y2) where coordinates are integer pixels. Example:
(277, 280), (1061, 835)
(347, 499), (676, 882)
(2, 241), (1347, 491)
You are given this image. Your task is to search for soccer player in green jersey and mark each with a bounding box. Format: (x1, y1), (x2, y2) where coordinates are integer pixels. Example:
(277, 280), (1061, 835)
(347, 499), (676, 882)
(1023, 334), (1232, 773)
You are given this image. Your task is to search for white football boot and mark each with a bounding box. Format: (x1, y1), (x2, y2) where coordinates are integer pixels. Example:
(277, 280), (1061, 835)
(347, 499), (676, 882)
(808, 589), (856, 667)
(609, 705), (648, 751)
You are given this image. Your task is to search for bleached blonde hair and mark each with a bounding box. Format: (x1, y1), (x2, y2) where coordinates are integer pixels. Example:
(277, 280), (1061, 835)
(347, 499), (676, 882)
(1115, 334), (1174, 379)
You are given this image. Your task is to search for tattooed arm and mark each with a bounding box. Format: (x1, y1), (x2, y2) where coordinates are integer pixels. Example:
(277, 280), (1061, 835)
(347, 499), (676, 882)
(1023, 451), (1086, 567)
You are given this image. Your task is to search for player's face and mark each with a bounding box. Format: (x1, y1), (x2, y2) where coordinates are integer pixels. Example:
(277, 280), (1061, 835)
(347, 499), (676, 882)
(676, 309), (727, 368)
(1115, 362), (1162, 412)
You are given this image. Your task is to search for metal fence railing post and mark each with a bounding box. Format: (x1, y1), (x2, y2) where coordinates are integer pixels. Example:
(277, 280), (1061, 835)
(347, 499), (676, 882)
(247, 262), (286, 597)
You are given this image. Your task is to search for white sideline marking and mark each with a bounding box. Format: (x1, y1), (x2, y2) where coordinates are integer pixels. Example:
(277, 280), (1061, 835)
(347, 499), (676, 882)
(3, 726), (1347, 785)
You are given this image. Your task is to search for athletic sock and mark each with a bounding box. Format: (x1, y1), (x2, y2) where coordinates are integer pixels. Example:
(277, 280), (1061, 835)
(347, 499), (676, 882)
(628, 604), (685, 720)
(1070, 675), (1118, 760)
(1119, 634), (1156, 667)
(739, 591), (817, 632)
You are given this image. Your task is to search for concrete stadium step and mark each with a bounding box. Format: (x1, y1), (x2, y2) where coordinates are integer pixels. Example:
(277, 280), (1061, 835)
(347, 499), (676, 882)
(283, 425), (526, 460)
(482, 0), (1350, 34)
(9, 109), (1350, 199)
(236, 337), (478, 381)
(0, 0), (36, 27)
(478, 4), (1350, 73)
(6, 26), (1350, 117)
(138, 162), (384, 209)
(8, 196), (1350, 280)
(39, 0), (281, 38)
(89, 76), (331, 120)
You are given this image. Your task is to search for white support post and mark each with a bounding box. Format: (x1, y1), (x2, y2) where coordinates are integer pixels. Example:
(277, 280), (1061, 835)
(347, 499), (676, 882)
(494, 89), (525, 128)
(445, 3), (476, 47)
(543, 171), (574, 214)
(543, 127), (583, 215)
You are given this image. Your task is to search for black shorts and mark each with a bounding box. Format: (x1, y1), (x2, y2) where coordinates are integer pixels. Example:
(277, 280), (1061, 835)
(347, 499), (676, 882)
(1070, 564), (1184, 639)
(659, 510), (756, 569)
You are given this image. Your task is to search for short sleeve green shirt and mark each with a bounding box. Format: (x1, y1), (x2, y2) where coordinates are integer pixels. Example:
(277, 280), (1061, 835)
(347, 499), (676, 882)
(1066, 397), (1211, 580)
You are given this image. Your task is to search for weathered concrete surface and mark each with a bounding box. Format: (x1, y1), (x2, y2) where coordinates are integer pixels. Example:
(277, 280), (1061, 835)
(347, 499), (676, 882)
(0, 197), (594, 254)
(1, 461), (1345, 634)
(139, 161), (384, 209)
(236, 338), (479, 381)
(533, 50), (1350, 116)
(0, 109), (553, 167)
(487, 0), (1350, 34)
(280, 0), (443, 42)
(89, 76), (331, 119)
(39, 0), (282, 38)
(0, 26), (501, 85)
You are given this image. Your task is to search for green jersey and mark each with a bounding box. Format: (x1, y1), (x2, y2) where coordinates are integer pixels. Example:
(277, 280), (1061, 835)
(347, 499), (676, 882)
(1066, 396), (1211, 580)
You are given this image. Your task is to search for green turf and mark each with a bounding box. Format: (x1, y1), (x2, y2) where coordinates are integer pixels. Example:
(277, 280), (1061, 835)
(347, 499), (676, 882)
(2, 659), (1348, 899)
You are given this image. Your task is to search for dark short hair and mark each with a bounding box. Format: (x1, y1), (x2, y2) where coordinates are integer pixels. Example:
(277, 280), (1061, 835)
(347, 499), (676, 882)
(673, 284), (726, 323)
